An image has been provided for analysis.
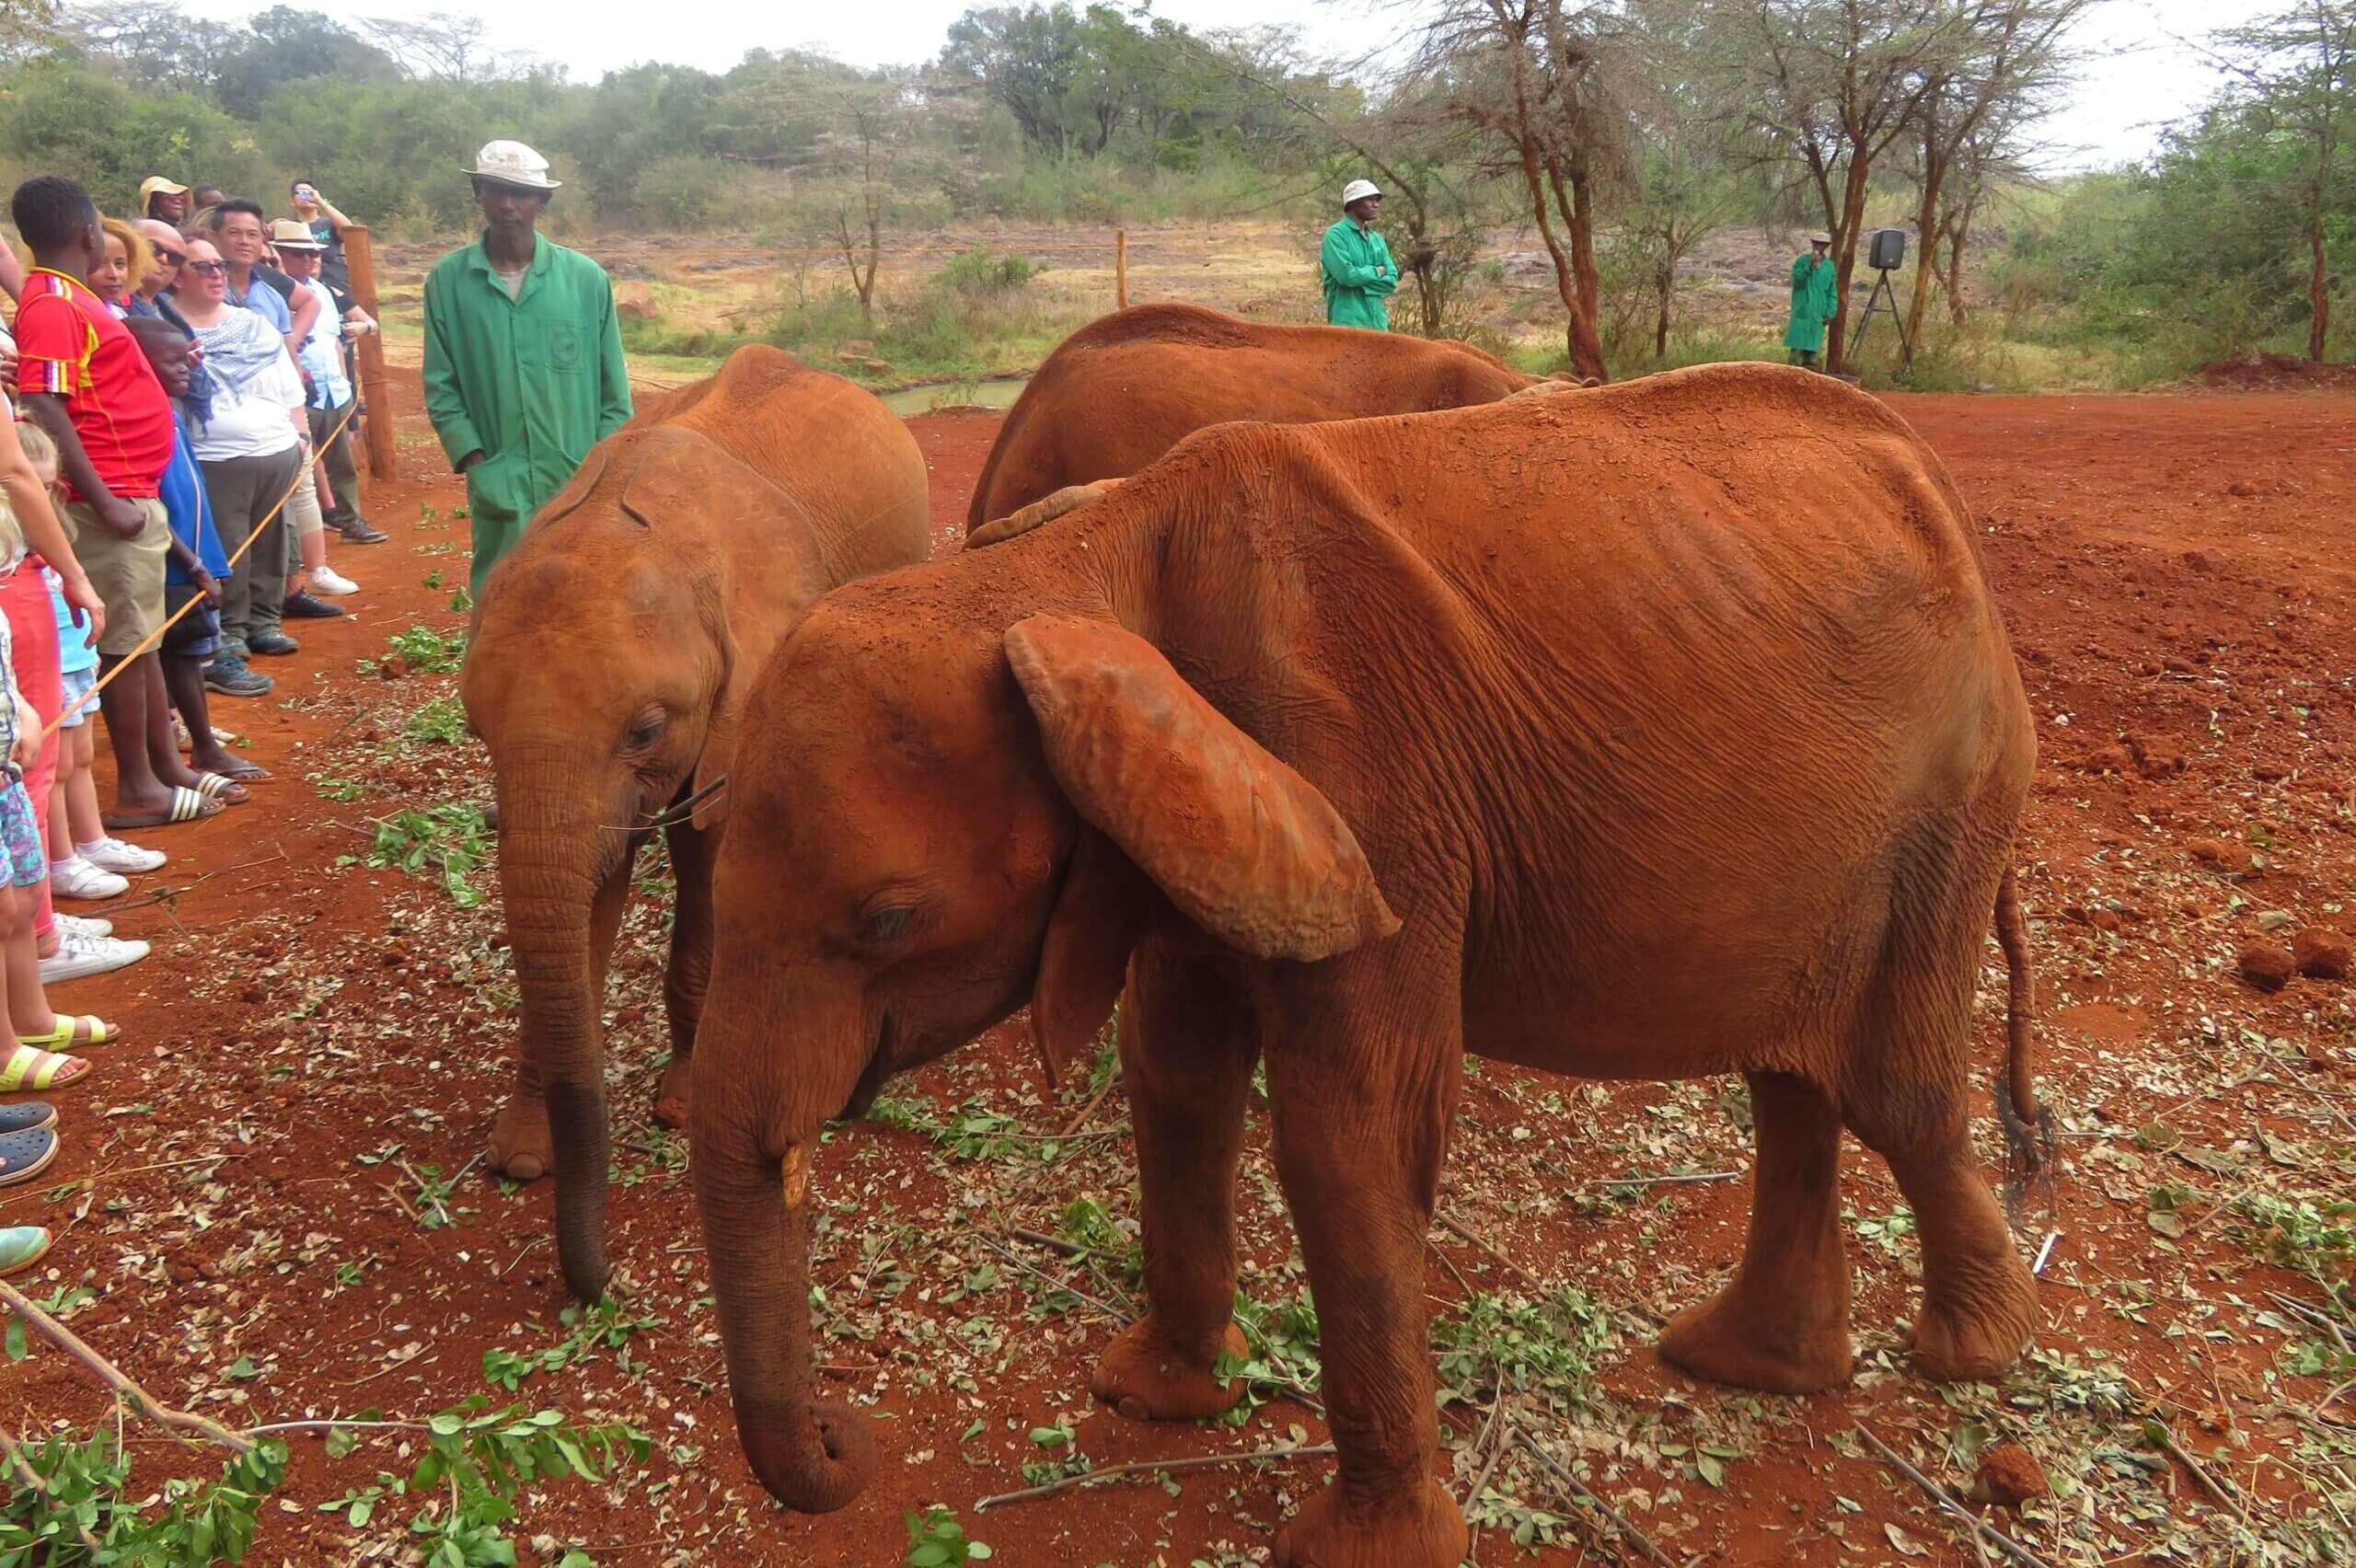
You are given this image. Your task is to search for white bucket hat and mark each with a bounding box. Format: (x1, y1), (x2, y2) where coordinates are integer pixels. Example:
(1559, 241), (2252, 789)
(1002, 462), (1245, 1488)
(465, 139), (560, 190)
(1341, 179), (1382, 207)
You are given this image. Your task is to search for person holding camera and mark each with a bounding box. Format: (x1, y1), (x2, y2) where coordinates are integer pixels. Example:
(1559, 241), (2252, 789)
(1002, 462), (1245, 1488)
(1784, 235), (1838, 370)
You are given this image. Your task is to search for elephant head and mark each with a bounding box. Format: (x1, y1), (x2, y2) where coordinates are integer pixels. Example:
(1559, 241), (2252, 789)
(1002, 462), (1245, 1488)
(688, 476), (1397, 1511)
(461, 424), (832, 1302)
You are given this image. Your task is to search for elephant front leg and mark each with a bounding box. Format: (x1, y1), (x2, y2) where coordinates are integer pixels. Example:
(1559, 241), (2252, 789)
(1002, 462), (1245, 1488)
(1262, 967), (1468, 1568)
(654, 821), (719, 1131)
(1658, 1070), (1854, 1392)
(1091, 950), (1260, 1424)
(488, 1053), (554, 1181)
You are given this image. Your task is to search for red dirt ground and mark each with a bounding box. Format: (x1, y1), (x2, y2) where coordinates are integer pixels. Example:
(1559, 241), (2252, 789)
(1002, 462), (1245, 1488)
(4, 371), (2352, 1568)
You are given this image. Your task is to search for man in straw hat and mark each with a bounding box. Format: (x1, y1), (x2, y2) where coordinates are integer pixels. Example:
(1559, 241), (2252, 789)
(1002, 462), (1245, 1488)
(1784, 234), (1839, 369)
(1321, 178), (1398, 331)
(422, 139), (630, 600)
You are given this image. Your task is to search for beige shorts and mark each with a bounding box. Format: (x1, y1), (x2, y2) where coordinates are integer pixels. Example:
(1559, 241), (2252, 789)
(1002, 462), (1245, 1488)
(62, 497), (169, 658)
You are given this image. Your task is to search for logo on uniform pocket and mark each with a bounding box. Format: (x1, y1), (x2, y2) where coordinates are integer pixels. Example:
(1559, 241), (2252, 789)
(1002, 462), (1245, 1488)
(549, 324), (583, 371)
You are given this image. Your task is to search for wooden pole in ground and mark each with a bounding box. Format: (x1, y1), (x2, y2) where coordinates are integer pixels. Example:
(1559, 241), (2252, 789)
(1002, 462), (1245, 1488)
(343, 225), (398, 484)
(1115, 228), (1127, 310)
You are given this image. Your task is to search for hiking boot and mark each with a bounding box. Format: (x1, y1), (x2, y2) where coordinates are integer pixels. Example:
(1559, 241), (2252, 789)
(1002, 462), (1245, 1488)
(248, 628), (300, 656)
(334, 514), (388, 545)
(283, 590), (344, 618)
(204, 653), (274, 697)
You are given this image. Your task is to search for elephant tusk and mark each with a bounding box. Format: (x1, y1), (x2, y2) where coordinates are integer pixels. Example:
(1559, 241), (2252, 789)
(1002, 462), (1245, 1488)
(782, 1144), (808, 1210)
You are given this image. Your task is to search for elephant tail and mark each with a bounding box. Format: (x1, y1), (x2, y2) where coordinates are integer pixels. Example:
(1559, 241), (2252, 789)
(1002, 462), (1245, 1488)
(1992, 866), (2056, 1223)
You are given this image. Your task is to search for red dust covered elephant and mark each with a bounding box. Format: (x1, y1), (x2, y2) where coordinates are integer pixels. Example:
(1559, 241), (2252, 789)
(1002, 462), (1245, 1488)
(687, 363), (2051, 1566)
(966, 301), (1537, 526)
(458, 346), (929, 1302)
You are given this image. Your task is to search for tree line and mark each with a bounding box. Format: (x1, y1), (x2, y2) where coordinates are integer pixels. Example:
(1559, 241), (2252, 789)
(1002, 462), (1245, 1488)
(0, 0), (2346, 381)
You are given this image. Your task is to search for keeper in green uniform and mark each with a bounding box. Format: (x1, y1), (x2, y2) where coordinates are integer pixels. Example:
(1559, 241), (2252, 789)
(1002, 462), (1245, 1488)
(423, 139), (631, 598)
(1321, 179), (1398, 330)
(1784, 235), (1838, 369)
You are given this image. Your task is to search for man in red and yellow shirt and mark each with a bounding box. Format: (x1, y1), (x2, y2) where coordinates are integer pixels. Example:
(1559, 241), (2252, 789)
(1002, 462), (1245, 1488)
(12, 174), (212, 828)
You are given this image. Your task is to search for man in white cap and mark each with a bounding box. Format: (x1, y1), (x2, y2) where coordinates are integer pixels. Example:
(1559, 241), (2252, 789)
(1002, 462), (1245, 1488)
(1320, 178), (1397, 331)
(422, 139), (630, 598)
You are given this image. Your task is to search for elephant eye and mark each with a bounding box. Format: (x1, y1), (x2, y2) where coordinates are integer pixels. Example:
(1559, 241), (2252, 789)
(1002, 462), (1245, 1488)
(862, 905), (917, 945)
(622, 710), (667, 750)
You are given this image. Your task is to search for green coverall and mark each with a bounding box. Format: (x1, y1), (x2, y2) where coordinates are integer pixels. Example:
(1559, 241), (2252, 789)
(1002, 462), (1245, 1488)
(422, 234), (632, 595)
(1321, 218), (1398, 331)
(1784, 252), (1839, 366)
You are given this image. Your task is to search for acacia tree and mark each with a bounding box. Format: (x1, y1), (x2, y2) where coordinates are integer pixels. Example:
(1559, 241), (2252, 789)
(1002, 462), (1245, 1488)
(1710, 0), (1971, 373)
(2203, 0), (2356, 362)
(1403, 0), (1636, 379)
(1900, 0), (2086, 343)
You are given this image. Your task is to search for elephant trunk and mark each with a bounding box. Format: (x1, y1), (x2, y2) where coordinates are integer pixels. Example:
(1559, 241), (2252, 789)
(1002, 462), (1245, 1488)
(500, 789), (622, 1303)
(693, 1077), (877, 1513)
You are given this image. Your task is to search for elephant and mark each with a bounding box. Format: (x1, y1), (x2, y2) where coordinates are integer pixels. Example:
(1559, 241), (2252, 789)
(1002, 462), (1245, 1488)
(458, 344), (929, 1303)
(967, 302), (1538, 527)
(687, 363), (2051, 1566)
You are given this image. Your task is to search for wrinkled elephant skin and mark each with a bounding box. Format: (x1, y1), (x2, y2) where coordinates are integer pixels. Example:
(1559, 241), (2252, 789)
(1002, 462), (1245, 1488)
(459, 346), (929, 1302)
(966, 302), (1536, 529)
(693, 364), (2048, 1564)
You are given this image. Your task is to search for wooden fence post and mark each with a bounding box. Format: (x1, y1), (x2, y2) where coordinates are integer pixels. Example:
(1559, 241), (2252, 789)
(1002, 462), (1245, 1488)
(343, 225), (398, 484)
(1115, 228), (1127, 310)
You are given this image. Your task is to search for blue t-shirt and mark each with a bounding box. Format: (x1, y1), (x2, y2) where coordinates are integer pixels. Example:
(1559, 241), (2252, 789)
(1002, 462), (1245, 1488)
(160, 414), (231, 585)
(228, 271), (291, 333)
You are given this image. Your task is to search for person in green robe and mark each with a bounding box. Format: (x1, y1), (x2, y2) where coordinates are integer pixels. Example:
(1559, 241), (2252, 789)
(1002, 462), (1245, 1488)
(1784, 236), (1838, 369)
(423, 140), (631, 598)
(1321, 179), (1398, 331)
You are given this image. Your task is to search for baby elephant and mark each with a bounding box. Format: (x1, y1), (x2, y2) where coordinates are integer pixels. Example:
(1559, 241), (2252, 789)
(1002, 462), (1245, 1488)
(689, 363), (2049, 1567)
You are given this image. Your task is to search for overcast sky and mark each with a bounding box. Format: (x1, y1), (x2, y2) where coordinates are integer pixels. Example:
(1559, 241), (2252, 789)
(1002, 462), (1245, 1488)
(189, 0), (2228, 171)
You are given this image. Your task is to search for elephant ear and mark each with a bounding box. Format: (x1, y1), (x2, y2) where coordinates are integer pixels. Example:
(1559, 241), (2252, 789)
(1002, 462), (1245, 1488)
(1004, 615), (1400, 970)
(1027, 827), (1151, 1088)
(618, 430), (817, 834)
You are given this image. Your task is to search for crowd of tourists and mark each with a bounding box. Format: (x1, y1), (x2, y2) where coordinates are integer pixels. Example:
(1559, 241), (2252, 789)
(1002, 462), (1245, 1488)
(0, 141), (631, 1275)
(0, 169), (387, 1275)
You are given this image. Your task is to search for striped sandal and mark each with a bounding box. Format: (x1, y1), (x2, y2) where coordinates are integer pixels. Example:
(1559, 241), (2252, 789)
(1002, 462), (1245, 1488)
(17, 1016), (118, 1050)
(192, 773), (250, 806)
(0, 1042), (90, 1091)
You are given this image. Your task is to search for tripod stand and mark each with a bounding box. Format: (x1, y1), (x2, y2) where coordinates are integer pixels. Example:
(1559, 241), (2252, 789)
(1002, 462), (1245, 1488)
(1846, 265), (1913, 373)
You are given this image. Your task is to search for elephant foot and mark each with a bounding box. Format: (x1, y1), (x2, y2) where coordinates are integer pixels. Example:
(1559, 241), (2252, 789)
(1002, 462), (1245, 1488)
(1658, 1280), (1853, 1394)
(488, 1091), (554, 1182)
(1091, 1318), (1251, 1422)
(1910, 1262), (2038, 1382)
(652, 1053), (693, 1131)
(1275, 1475), (1467, 1568)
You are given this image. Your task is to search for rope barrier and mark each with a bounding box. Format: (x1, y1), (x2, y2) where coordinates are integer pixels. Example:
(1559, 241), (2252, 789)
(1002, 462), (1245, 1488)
(39, 393), (364, 742)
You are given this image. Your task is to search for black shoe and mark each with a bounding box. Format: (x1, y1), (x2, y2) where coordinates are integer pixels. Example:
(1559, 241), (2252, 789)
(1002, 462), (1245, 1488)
(283, 590), (345, 618)
(248, 628), (300, 656)
(334, 515), (388, 545)
(204, 653), (275, 697)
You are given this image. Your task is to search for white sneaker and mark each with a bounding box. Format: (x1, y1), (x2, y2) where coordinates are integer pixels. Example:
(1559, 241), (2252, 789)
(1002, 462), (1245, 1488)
(48, 856), (128, 900)
(39, 930), (149, 984)
(310, 565), (359, 596)
(76, 837), (167, 874)
(52, 913), (113, 939)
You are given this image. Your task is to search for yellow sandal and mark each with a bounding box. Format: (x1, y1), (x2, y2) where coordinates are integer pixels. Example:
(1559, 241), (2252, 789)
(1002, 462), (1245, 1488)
(0, 1042), (90, 1092)
(17, 1016), (118, 1050)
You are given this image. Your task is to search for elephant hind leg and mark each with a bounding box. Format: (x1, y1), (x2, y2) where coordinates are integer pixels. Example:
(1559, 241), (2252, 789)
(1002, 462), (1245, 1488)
(1841, 1003), (2039, 1382)
(1658, 1069), (1854, 1393)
